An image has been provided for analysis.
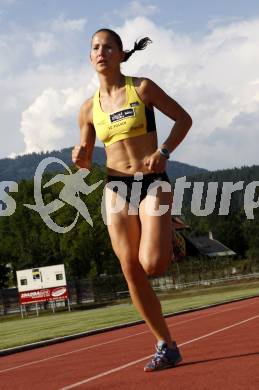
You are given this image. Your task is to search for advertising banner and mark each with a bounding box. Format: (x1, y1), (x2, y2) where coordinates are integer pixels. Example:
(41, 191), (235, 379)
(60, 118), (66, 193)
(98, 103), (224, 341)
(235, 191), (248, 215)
(19, 286), (68, 304)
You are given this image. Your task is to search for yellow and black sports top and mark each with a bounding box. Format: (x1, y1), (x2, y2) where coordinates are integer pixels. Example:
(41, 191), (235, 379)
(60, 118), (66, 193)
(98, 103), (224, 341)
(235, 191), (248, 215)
(92, 76), (156, 147)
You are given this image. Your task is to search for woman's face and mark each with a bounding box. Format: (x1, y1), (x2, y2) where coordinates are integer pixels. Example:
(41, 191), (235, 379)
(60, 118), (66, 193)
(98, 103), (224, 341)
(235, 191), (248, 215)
(90, 31), (124, 72)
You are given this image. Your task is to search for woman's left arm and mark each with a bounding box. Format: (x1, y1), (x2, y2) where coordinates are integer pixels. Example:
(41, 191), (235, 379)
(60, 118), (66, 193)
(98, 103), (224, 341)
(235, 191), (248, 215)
(139, 78), (192, 172)
(142, 78), (192, 154)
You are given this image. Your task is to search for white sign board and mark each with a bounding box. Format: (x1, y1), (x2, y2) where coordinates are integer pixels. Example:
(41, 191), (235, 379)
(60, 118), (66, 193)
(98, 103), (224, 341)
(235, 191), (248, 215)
(16, 264), (67, 292)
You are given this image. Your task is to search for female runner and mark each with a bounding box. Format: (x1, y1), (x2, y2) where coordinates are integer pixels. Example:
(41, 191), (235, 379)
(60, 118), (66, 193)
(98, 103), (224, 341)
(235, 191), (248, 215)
(72, 28), (192, 371)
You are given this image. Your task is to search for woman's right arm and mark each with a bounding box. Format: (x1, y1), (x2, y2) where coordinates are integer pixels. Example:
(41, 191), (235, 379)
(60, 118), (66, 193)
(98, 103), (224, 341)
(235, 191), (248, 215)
(72, 98), (96, 169)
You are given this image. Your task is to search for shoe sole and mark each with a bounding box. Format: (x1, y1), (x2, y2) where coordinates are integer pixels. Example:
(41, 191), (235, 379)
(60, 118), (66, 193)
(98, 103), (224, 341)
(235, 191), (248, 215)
(144, 355), (183, 372)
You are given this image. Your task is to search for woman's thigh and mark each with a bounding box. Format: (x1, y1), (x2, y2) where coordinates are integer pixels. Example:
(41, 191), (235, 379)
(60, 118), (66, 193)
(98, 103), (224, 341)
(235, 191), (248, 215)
(138, 186), (173, 275)
(105, 187), (141, 270)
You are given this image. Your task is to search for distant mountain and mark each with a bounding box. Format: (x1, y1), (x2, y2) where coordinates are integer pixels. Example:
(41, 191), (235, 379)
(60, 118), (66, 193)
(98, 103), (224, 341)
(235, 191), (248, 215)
(186, 164), (259, 183)
(0, 146), (208, 182)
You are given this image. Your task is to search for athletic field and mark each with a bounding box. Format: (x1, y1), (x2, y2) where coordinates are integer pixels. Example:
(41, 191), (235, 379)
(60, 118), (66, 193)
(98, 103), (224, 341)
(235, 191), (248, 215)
(0, 280), (258, 351)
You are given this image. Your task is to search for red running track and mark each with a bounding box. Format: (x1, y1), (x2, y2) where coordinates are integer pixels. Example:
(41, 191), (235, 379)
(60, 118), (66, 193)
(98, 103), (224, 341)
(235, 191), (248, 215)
(0, 297), (259, 390)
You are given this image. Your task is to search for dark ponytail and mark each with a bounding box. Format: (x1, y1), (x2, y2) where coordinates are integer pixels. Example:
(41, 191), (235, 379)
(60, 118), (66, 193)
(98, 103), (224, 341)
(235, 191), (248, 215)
(123, 37), (152, 62)
(92, 29), (152, 62)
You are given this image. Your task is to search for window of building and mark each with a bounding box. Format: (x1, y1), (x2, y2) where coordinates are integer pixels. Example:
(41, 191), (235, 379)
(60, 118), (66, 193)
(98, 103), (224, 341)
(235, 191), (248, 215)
(32, 269), (40, 280)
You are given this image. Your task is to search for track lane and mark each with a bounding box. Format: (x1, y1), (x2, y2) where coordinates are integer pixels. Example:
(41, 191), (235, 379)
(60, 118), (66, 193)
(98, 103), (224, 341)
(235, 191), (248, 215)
(1, 297), (257, 372)
(0, 297), (258, 390)
(60, 314), (259, 390)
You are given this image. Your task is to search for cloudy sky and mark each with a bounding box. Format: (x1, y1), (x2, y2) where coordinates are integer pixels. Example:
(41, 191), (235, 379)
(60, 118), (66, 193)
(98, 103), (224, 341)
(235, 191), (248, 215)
(1, 0), (259, 171)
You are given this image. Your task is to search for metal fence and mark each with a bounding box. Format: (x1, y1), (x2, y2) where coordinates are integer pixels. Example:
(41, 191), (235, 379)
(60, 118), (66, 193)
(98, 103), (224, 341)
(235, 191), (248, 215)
(151, 272), (259, 290)
(0, 274), (128, 315)
(1, 272), (259, 316)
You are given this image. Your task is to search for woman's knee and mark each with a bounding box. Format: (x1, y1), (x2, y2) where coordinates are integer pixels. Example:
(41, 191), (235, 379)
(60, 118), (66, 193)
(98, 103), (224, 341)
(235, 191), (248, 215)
(119, 255), (142, 282)
(140, 254), (171, 276)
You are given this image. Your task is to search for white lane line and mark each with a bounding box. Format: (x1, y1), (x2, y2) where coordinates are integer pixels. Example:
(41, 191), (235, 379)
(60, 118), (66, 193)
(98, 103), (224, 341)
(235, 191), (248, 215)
(59, 314), (259, 390)
(0, 298), (257, 374)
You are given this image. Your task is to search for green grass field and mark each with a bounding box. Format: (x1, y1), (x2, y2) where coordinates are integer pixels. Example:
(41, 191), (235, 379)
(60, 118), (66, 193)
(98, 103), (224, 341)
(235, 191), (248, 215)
(0, 280), (258, 350)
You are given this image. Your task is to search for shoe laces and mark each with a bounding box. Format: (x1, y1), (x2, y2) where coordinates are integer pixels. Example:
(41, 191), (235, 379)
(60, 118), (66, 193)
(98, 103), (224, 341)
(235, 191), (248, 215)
(152, 344), (167, 364)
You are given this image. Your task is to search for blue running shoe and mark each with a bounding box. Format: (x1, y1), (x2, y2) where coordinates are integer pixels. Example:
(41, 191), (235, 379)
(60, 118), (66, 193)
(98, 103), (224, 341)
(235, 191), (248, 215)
(144, 341), (183, 372)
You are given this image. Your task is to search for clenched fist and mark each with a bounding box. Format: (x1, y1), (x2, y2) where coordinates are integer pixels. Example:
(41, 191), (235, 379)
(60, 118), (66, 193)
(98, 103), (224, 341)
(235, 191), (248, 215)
(144, 149), (168, 173)
(72, 144), (92, 169)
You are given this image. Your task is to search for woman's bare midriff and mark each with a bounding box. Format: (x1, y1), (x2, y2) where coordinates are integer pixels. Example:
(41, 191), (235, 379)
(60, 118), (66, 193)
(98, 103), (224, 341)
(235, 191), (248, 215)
(106, 132), (158, 176)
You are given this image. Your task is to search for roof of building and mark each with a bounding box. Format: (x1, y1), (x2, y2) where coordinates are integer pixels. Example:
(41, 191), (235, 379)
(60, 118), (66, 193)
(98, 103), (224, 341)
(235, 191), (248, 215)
(185, 234), (236, 257)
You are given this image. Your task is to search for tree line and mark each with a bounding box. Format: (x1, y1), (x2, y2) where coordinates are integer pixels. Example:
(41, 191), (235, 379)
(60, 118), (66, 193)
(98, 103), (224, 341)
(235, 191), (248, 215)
(0, 163), (259, 288)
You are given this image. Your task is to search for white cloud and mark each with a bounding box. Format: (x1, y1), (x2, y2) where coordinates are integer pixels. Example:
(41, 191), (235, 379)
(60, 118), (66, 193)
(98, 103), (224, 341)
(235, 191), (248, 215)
(0, 29), (58, 72)
(1, 14), (259, 171)
(115, 16), (259, 169)
(101, 0), (157, 24)
(116, 0), (157, 18)
(20, 88), (78, 154)
(0, 16), (87, 71)
(51, 15), (87, 33)
(0, 30), (28, 73)
(32, 32), (57, 57)
(0, 55), (95, 157)
(13, 65), (97, 156)
(190, 110), (259, 169)
(207, 15), (242, 30)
